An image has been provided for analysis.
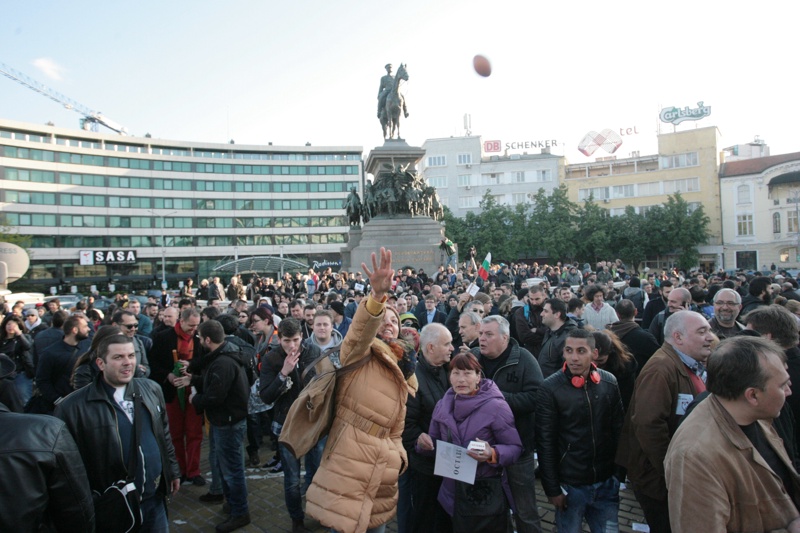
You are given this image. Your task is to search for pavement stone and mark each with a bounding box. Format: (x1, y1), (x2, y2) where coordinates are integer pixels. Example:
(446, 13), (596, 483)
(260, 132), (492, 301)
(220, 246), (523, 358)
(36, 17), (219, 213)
(167, 441), (647, 532)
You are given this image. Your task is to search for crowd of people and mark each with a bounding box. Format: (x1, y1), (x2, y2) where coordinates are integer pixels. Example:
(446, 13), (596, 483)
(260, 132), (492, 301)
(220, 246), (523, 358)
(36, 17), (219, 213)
(3, 252), (800, 532)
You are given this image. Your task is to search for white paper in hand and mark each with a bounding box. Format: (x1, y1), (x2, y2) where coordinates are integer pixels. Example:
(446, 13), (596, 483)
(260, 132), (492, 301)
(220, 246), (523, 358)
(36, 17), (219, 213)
(434, 440), (478, 485)
(467, 283), (480, 297)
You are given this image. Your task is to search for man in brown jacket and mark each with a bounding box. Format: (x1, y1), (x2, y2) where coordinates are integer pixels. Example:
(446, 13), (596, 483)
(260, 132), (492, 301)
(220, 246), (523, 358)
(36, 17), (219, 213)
(616, 311), (714, 533)
(665, 336), (800, 532)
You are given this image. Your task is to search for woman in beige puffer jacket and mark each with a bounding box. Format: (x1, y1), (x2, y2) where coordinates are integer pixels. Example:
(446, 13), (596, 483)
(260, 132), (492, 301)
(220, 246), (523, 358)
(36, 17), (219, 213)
(306, 248), (418, 533)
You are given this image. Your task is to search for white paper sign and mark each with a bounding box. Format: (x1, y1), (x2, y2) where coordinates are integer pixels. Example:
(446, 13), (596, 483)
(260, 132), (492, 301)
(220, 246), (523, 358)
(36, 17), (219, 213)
(467, 282), (480, 297)
(676, 393), (693, 416)
(434, 440), (478, 485)
(354, 283), (365, 292)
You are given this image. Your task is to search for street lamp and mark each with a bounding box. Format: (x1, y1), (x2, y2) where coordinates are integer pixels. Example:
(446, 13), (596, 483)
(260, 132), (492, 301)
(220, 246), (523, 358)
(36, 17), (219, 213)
(148, 209), (177, 289)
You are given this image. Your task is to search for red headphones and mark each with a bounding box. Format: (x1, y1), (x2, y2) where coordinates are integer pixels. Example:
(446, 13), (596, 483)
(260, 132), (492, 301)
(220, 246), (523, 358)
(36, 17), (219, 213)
(563, 361), (601, 388)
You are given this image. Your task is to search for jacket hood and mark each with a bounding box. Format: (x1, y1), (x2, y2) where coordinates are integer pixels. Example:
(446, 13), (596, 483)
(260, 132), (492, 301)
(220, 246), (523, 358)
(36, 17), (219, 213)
(208, 341), (244, 365)
(609, 320), (639, 338)
(447, 378), (504, 423)
(307, 328), (343, 349)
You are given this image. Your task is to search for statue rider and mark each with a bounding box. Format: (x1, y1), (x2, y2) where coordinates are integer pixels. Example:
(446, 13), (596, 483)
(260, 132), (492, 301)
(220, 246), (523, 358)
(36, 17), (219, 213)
(377, 63), (394, 121)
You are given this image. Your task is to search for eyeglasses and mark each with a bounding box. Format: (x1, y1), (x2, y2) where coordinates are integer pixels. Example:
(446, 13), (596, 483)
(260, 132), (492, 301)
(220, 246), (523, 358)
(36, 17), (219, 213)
(714, 301), (739, 307)
(239, 314), (248, 318)
(122, 323), (139, 329)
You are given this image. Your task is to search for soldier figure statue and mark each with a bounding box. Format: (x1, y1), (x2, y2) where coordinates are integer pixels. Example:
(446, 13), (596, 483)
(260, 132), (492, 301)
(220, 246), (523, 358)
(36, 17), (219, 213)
(377, 63), (394, 122)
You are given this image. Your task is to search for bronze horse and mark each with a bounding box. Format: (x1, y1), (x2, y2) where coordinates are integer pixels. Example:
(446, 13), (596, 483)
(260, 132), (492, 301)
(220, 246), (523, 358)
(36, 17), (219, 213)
(380, 63), (408, 139)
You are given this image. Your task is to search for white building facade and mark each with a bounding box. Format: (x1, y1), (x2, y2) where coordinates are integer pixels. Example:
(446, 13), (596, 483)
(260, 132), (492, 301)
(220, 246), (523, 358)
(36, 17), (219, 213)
(0, 118), (362, 291)
(419, 136), (563, 217)
(719, 152), (800, 271)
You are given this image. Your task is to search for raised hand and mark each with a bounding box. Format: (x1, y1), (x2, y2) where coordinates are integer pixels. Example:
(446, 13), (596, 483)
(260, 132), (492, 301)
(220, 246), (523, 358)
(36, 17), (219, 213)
(362, 247), (394, 300)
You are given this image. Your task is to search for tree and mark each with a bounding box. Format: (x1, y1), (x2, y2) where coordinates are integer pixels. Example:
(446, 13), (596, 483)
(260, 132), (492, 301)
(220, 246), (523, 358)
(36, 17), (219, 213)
(662, 193), (710, 270)
(609, 206), (648, 269)
(539, 185), (577, 262)
(576, 197), (611, 263)
(0, 216), (31, 250)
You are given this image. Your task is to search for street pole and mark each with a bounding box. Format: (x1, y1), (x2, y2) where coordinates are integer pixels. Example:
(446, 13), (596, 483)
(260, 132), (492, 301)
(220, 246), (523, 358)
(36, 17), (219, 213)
(149, 209), (176, 289)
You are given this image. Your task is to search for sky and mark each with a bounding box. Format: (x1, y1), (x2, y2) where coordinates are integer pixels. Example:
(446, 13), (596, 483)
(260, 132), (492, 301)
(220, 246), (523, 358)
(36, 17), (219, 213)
(1, 1), (797, 163)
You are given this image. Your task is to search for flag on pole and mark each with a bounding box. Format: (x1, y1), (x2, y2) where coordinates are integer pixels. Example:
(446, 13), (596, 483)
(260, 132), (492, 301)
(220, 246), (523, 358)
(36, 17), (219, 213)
(477, 253), (492, 280)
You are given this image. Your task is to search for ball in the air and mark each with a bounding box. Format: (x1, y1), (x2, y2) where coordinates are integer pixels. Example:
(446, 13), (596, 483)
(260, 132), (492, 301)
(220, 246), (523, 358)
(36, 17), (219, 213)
(473, 55), (491, 77)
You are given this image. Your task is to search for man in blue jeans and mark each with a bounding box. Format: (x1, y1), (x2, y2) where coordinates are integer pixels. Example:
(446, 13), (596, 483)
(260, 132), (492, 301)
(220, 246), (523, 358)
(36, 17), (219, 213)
(260, 318), (323, 533)
(191, 320), (251, 533)
(535, 329), (625, 532)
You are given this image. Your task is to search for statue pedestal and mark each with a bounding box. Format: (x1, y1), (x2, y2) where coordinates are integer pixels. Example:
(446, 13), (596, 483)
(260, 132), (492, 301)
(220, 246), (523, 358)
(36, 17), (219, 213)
(365, 139), (426, 178)
(343, 216), (445, 273)
(342, 140), (445, 273)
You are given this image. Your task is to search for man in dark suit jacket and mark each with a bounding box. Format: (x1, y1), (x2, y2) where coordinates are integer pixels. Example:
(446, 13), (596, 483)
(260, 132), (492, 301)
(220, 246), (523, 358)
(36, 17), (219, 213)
(414, 294), (447, 327)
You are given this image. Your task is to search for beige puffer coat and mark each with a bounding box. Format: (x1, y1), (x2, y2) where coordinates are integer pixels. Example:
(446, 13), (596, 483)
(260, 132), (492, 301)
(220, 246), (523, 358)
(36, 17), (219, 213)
(306, 299), (418, 533)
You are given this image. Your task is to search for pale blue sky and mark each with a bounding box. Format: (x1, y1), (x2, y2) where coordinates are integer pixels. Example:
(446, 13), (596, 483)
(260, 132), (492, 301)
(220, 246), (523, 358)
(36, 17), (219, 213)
(1, 1), (797, 160)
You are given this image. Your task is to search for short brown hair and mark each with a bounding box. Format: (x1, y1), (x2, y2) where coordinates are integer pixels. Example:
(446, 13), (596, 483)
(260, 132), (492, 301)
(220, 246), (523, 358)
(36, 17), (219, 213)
(448, 352), (483, 374)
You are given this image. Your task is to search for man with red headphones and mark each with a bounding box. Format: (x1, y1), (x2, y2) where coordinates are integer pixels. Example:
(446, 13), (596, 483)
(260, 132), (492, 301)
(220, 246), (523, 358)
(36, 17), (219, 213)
(535, 328), (625, 532)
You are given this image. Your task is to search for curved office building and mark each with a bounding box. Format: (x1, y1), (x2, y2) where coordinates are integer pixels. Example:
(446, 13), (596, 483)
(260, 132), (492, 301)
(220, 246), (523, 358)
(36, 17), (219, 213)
(0, 118), (362, 292)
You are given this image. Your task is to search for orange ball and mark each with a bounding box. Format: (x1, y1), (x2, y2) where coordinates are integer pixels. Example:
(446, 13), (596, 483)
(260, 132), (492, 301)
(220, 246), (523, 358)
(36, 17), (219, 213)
(473, 54), (491, 77)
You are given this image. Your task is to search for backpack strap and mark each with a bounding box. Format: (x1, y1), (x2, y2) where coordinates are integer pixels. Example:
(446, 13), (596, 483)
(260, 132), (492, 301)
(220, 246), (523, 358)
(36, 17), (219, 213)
(300, 346), (372, 382)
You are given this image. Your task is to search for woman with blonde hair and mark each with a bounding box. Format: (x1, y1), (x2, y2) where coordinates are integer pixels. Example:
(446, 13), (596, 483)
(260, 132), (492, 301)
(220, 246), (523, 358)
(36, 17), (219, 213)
(306, 248), (418, 533)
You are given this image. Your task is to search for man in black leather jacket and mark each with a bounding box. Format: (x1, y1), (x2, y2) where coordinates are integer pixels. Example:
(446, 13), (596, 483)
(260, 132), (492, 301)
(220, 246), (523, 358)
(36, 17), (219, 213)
(0, 402), (94, 532)
(536, 328), (624, 532)
(55, 334), (180, 531)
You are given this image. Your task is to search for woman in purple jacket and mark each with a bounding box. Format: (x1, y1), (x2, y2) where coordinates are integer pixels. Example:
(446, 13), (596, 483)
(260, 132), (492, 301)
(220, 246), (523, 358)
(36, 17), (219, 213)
(417, 353), (522, 533)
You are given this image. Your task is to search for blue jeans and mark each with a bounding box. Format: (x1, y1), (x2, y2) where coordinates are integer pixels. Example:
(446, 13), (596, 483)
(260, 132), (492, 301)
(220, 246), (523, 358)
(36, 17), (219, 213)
(506, 451), (543, 533)
(15, 373), (32, 406)
(278, 438), (325, 520)
(140, 496), (169, 533)
(396, 471), (412, 533)
(212, 420), (249, 517)
(556, 476), (620, 533)
(208, 424), (223, 495)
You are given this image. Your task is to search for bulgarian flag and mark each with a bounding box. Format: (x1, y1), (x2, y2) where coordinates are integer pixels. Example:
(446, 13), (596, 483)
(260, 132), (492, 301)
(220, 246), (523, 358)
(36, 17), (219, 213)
(477, 253), (492, 280)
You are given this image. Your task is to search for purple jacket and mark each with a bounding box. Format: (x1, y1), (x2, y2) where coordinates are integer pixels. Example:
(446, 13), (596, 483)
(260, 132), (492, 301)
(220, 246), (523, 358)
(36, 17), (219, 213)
(422, 378), (522, 515)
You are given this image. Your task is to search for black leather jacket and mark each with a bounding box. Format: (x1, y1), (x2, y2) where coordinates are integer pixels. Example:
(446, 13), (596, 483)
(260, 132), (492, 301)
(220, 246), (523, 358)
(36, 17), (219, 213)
(259, 343), (322, 426)
(54, 375), (180, 497)
(535, 368), (624, 497)
(0, 403), (95, 532)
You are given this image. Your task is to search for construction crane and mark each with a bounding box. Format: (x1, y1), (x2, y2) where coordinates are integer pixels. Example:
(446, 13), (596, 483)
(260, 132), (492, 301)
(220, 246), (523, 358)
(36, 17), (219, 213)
(0, 61), (128, 135)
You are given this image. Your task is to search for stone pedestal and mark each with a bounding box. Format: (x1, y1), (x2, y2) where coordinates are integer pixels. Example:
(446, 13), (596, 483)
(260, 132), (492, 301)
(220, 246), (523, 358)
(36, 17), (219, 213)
(365, 139), (426, 178)
(343, 216), (444, 273)
(342, 140), (445, 273)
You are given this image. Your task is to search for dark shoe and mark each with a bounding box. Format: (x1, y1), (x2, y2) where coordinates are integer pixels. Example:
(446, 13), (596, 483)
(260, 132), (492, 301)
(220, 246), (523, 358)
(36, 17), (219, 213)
(262, 455), (280, 469)
(291, 518), (306, 533)
(215, 513), (251, 533)
(180, 475), (190, 485)
(199, 492), (225, 503)
(271, 461), (283, 473)
(190, 475), (206, 486)
(248, 451), (260, 468)
(222, 501), (230, 515)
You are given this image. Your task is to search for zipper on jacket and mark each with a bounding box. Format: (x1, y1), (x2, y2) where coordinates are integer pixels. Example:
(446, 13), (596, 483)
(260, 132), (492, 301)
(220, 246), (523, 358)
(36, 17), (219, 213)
(585, 385), (597, 482)
(559, 442), (571, 464)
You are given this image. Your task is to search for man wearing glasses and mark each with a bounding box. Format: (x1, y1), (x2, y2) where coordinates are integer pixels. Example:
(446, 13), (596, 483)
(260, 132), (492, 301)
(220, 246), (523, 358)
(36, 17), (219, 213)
(150, 308), (206, 486)
(110, 310), (151, 377)
(709, 288), (745, 340)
